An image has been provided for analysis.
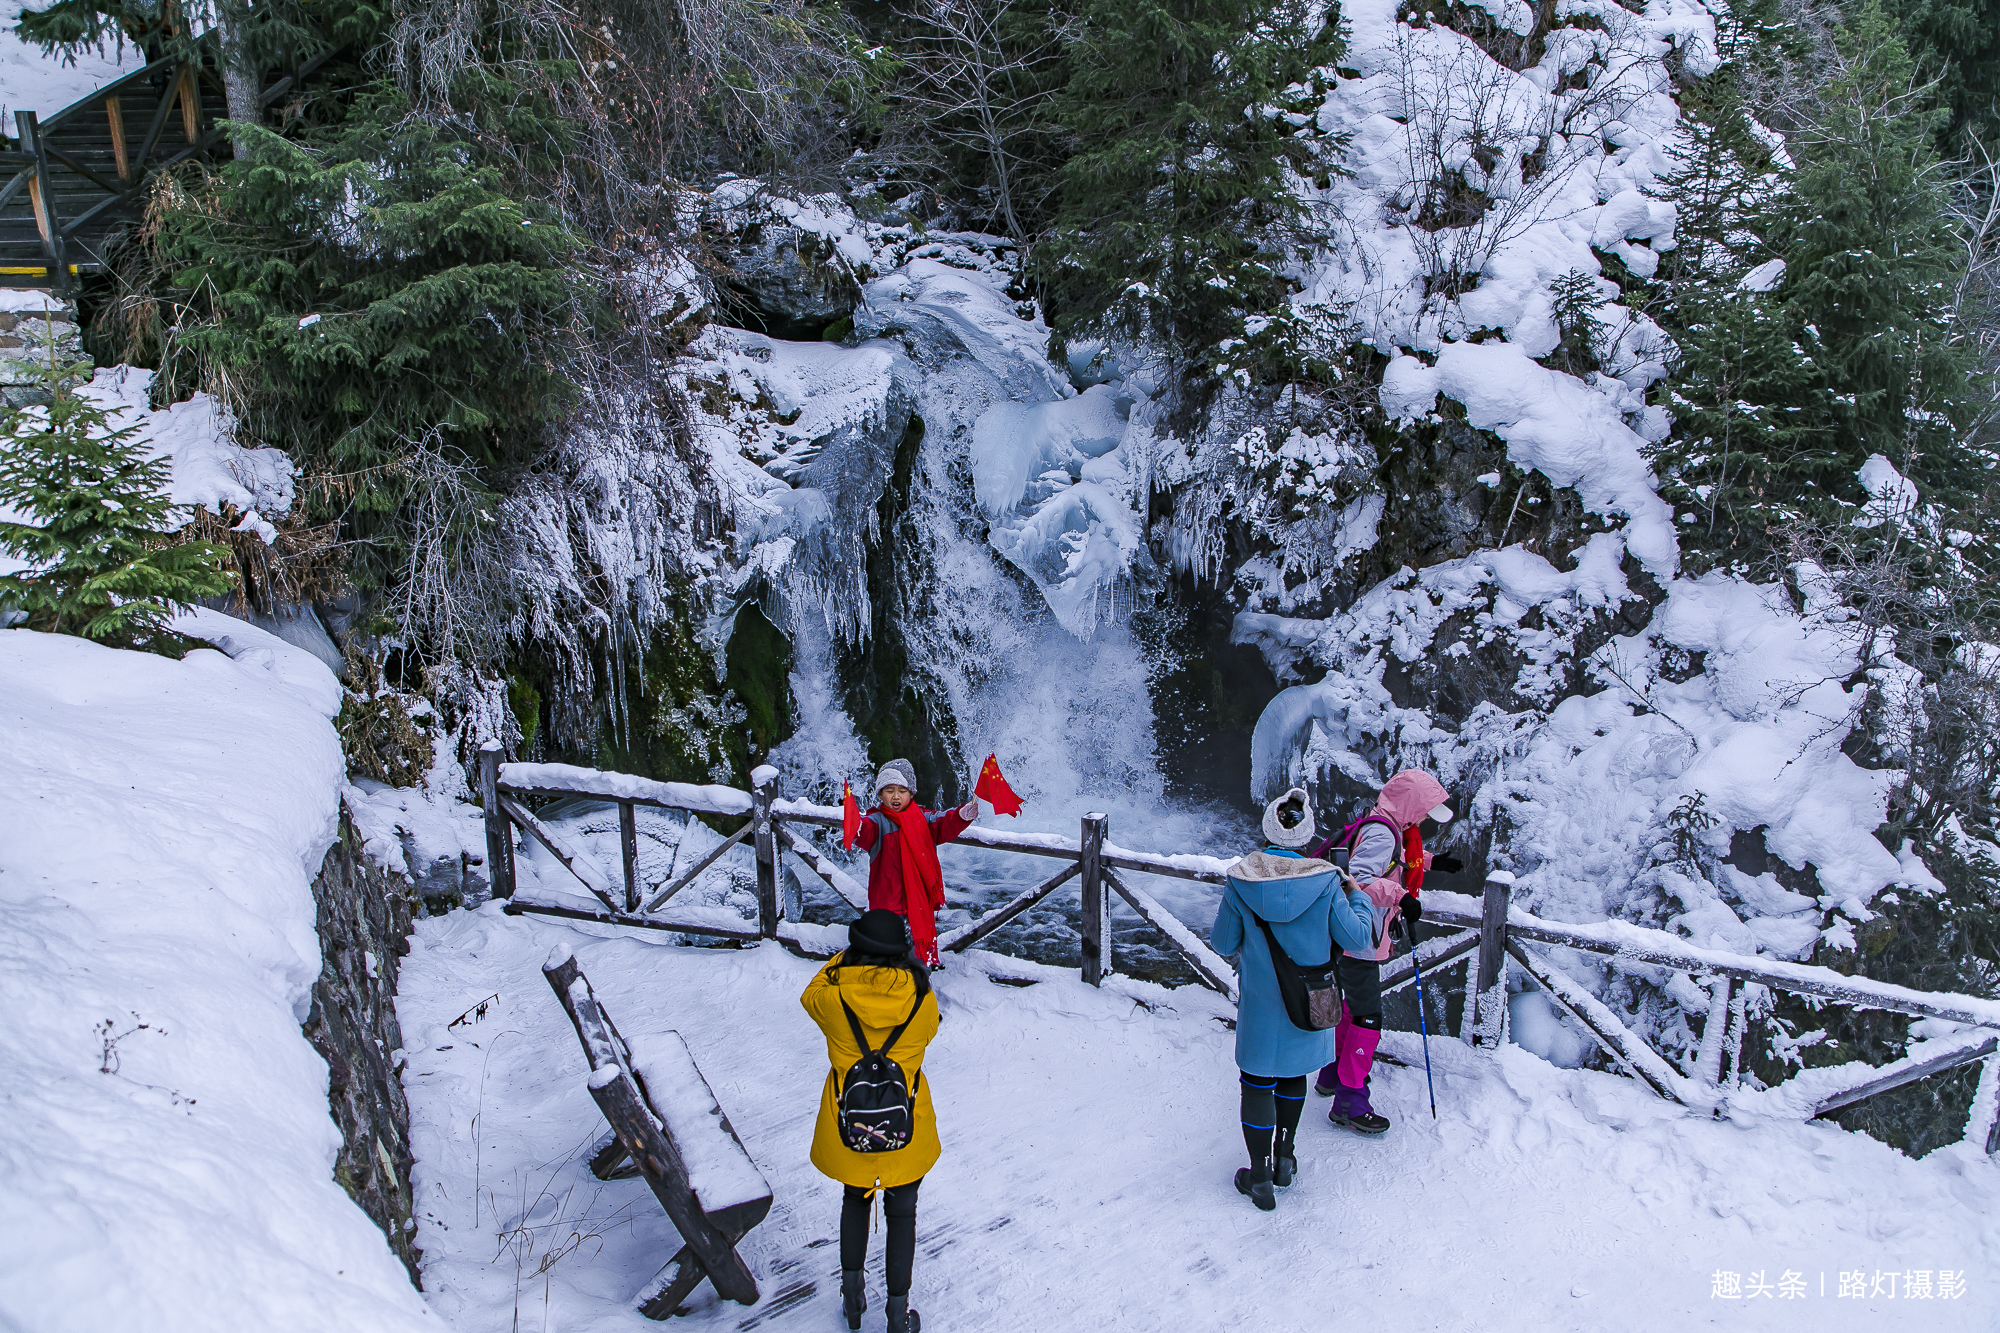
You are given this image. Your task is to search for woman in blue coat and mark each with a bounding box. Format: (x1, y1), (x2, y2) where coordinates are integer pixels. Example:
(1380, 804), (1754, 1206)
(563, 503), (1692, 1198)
(1211, 788), (1376, 1210)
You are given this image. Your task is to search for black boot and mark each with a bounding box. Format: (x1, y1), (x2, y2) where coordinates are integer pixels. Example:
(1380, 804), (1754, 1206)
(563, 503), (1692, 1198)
(841, 1270), (865, 1331)
(1328, 1082), (1391, 1136)
(1273, 1132), (1297, 1188)
(1234, 1157), (1276, 1211)
(887, 1292), (921, 1332)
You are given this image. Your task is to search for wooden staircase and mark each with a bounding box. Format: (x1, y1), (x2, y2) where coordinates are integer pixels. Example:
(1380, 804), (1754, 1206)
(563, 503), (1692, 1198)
(0, 33), (331, 291)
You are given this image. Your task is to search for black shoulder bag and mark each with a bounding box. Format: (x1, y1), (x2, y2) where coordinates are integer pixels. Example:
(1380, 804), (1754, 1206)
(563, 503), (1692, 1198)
(1251, 912), (1343, 1032)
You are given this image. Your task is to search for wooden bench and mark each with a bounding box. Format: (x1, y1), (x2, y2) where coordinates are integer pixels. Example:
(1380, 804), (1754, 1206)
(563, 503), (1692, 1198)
(542, 944), (773, 1319)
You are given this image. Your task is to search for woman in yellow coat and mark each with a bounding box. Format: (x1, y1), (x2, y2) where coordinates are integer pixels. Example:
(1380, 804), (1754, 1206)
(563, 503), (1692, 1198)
(801, 909), (940, 1333)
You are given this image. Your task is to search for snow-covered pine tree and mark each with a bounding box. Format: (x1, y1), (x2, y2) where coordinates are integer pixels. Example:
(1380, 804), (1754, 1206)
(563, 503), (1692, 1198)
(1761, 3), (1984, 507)
(1040, 0), (1346, 368)
(0, 358), (235, 652)
(1650, 0), (1987, 569)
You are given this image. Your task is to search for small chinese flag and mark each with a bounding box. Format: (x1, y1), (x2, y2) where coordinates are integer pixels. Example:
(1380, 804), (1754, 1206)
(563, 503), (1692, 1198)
(842, 779), (861, 850)
(974, 753), (1024, 817)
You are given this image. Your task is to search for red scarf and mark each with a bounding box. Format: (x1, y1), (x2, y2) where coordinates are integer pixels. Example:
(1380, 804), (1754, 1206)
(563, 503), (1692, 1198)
(1403, 825), (1425, 895)
(885, 804), (946, 963)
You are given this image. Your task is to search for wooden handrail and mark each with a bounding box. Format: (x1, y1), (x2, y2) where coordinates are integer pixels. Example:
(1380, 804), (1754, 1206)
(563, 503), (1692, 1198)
(493, 760), (2000, 1028)
(1420, 887), (2000, 1030)
(36, 41), (201, 135)
(478, 758), (2000, 1148)
(493, 762), (1234, 993)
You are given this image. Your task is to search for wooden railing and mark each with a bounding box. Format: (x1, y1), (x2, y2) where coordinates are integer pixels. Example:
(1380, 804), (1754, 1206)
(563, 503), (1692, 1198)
(1418, 873), (2000, 1150)
(474, 748), (2000, 1152)
(0, 32), (337, 290)
(477, 749), (1240, 999)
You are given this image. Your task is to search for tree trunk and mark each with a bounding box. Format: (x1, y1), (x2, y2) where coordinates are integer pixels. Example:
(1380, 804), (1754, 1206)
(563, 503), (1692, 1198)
(217, 0), (260, 160)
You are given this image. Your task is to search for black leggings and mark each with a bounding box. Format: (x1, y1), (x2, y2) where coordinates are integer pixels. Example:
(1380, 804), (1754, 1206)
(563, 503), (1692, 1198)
(840, 1179), (922, 1295)
(1240, 1072), (1308, 1162)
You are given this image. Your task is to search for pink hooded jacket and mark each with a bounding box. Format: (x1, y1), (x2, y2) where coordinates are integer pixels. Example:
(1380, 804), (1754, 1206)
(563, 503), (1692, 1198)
(1346, 769), (1450, 961)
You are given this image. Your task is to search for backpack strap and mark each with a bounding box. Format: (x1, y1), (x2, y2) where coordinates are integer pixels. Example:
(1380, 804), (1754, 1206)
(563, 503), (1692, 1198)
(840, 993), (925, 1062)
(1342, 814), (1405, 869)
(841, 998), (879, 1059)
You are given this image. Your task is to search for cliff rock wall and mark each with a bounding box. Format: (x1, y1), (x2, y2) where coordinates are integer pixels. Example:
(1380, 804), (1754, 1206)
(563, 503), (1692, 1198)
(303, 806), (422, 1284)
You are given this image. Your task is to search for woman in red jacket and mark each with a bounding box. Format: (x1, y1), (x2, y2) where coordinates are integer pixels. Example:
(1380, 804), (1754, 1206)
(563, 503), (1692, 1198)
(851, 759), (979, 966)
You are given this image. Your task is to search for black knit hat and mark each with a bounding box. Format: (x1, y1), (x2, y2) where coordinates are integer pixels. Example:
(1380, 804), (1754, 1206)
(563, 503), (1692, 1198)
(847, 909), (913, 958)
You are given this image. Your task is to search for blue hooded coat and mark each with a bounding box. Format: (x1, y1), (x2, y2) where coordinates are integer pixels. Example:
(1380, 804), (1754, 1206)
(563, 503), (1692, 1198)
(1211, 849), (1377, 1077)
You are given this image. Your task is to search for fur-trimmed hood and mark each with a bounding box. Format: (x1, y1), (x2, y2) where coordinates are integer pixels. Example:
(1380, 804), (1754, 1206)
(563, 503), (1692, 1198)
(1225, 850), (1340, 925)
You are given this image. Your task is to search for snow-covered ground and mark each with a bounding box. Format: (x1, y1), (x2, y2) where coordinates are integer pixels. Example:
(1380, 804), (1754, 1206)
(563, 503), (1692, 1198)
(0, 620), (435, 1333)
(400, 907), (1999, 1331)
(0, 2), (137, 126)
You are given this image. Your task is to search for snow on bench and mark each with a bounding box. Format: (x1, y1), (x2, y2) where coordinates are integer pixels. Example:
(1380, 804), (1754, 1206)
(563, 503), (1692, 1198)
(625, 1031), (771, 1219)
(541, 944), (771, 1319)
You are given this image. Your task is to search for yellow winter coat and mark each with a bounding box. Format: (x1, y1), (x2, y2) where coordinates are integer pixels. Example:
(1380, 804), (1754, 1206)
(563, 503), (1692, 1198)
(801, 955), (941, 1190)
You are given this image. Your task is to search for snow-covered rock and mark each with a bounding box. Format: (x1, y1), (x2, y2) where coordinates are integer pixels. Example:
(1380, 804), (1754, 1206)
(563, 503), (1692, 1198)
(83, 365), (295, 526)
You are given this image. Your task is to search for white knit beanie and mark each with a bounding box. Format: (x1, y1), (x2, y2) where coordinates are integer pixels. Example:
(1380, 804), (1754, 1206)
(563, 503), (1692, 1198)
(874, 758), (918, 798)
(1262, 788), (1316, 850)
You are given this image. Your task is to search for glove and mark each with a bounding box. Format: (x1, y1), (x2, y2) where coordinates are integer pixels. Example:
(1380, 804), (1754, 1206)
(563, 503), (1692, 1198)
(959, 798), (980, 820)
(1431, 854), (1464, 875)
(1400, 894), (1423, 926)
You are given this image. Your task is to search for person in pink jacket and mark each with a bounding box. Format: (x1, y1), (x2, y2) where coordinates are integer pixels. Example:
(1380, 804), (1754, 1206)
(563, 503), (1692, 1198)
(1311, 769), (1460, 1134)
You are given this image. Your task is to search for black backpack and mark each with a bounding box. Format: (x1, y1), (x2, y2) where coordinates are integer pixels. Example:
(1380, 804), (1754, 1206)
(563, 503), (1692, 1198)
(836, 996), (924, 1153)
(1251, 911), (1343, 1032)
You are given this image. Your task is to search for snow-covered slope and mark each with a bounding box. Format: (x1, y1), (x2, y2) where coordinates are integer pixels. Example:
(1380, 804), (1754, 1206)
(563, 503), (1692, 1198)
(0, 620), (434, 1333)
(0, 3), (137, 126)
(1184, 0), (1950, 1074)
(86, 364), (297, 534)
(399, 906), (2000, 1330)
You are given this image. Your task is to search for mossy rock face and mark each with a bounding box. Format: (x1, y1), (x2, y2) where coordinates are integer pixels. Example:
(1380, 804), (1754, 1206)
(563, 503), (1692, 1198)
(725, 601), (794, 768)
(830, 412), (965, 806)
(508, 675), (542, 755)
(1134, 569), (1282, 814)
(624, 606), (747, 785)
(502, 591), (758, 787)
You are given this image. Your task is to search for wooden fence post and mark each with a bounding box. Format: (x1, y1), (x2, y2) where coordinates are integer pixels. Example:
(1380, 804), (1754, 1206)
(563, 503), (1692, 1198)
(1696, 975), (1733, 1087)
(16, 111), (69, 294)
(751, 765), (779, 938)
(1965, 1053), (2000, 1155)
(1080, 812), (1109, 986)
(1466, 870), (1512, 1047)
(478, 741), (515, 900)
(618, 800), (639, 913)
(1723, 980), (1750, 1090)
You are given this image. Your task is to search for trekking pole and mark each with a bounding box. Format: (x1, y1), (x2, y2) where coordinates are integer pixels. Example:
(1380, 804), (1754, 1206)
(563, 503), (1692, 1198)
(1399, 917), (1439, 1119)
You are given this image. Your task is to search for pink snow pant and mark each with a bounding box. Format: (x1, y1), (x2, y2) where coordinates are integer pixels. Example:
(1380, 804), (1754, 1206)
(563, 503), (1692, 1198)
(1331, 1003), (1381, 1089)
